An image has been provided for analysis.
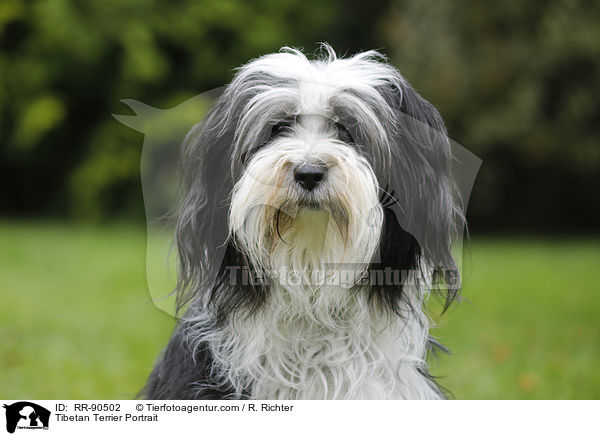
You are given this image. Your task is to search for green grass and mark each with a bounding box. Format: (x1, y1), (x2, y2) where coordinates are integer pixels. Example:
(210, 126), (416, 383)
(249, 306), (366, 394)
(432, 239), (600, 399)
(0, 222), (176, 399)
(1, 223), (598, 399)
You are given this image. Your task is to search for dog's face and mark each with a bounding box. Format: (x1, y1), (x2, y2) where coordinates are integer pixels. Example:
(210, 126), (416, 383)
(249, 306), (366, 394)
(226, 47), (413, 282)
(175, 45), (463, 312)
(230, 110), (383, 279)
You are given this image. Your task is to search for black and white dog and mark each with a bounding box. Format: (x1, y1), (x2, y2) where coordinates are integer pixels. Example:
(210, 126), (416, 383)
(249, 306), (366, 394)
(143, 45), (465, 400)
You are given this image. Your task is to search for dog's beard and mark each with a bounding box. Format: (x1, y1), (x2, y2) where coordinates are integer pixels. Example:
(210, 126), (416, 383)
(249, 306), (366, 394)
(229, 138), (383, 293)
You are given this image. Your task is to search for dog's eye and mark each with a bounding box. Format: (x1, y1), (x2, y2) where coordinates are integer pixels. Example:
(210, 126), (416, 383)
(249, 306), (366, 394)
(334, 122), (354, 144)
(270, 117), (295, 139)
(241, 117), (296, 165)
(270, 123), (285, 138)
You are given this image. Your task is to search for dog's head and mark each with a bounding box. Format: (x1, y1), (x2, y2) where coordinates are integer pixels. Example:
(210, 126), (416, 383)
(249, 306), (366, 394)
(175, 45), (464, 316)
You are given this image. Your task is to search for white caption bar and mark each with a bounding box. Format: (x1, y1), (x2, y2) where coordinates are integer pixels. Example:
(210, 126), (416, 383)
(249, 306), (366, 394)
(0, 400), (597, 435)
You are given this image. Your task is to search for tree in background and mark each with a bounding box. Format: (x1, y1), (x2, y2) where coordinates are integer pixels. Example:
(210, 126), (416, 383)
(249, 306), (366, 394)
(0, 0), (378, 219)
(385, 0), (600, 232)
(1, 0), (598, 232)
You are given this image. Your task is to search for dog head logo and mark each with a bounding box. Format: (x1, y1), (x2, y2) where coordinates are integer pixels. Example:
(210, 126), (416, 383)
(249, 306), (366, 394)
(3, 402), (50, 434)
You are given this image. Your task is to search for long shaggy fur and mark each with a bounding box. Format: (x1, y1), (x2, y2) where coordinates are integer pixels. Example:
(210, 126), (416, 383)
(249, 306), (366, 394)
(143, 45), (463, 400)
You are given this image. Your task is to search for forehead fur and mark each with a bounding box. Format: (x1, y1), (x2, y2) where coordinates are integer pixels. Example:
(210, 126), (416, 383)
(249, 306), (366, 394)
(227, 45), (404, 116)
(221, 45), (405, 177)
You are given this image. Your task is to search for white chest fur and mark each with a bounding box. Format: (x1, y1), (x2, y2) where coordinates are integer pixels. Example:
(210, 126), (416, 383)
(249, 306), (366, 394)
(195, 281), (442, 400)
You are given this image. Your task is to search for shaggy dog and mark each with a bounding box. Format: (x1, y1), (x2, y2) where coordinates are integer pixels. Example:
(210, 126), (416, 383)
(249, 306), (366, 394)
(143, 45), (464, 400)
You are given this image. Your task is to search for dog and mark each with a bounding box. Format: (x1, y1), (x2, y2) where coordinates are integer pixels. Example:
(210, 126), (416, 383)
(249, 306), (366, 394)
(143, 44), (465, 400)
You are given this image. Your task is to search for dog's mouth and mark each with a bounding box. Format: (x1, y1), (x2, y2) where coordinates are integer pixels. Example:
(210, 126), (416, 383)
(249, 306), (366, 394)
(298, 197), (323, 210)
(295, 185), (330, 211)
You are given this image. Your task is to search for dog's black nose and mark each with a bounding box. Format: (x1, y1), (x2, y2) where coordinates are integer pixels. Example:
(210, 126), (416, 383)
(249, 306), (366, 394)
(294, 164), (326, 191)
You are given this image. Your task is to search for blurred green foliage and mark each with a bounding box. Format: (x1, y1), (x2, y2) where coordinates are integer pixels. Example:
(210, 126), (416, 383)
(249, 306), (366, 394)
(385, 0), (600, 232)
(0, 0), (598, 231)
(0, 0), (376, 219)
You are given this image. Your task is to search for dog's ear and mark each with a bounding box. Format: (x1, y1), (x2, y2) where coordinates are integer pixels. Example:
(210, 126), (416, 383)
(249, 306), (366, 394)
(208, 240), (268, 325)
(174, 88), (238, 313)
(378, 80), (464, 306)
(174, 61), (290, 316)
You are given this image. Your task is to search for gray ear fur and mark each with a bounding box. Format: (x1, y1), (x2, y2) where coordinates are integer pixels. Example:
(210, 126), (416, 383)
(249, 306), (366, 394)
(380, 80), (464, 297)
(174, 87), (238, 313)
